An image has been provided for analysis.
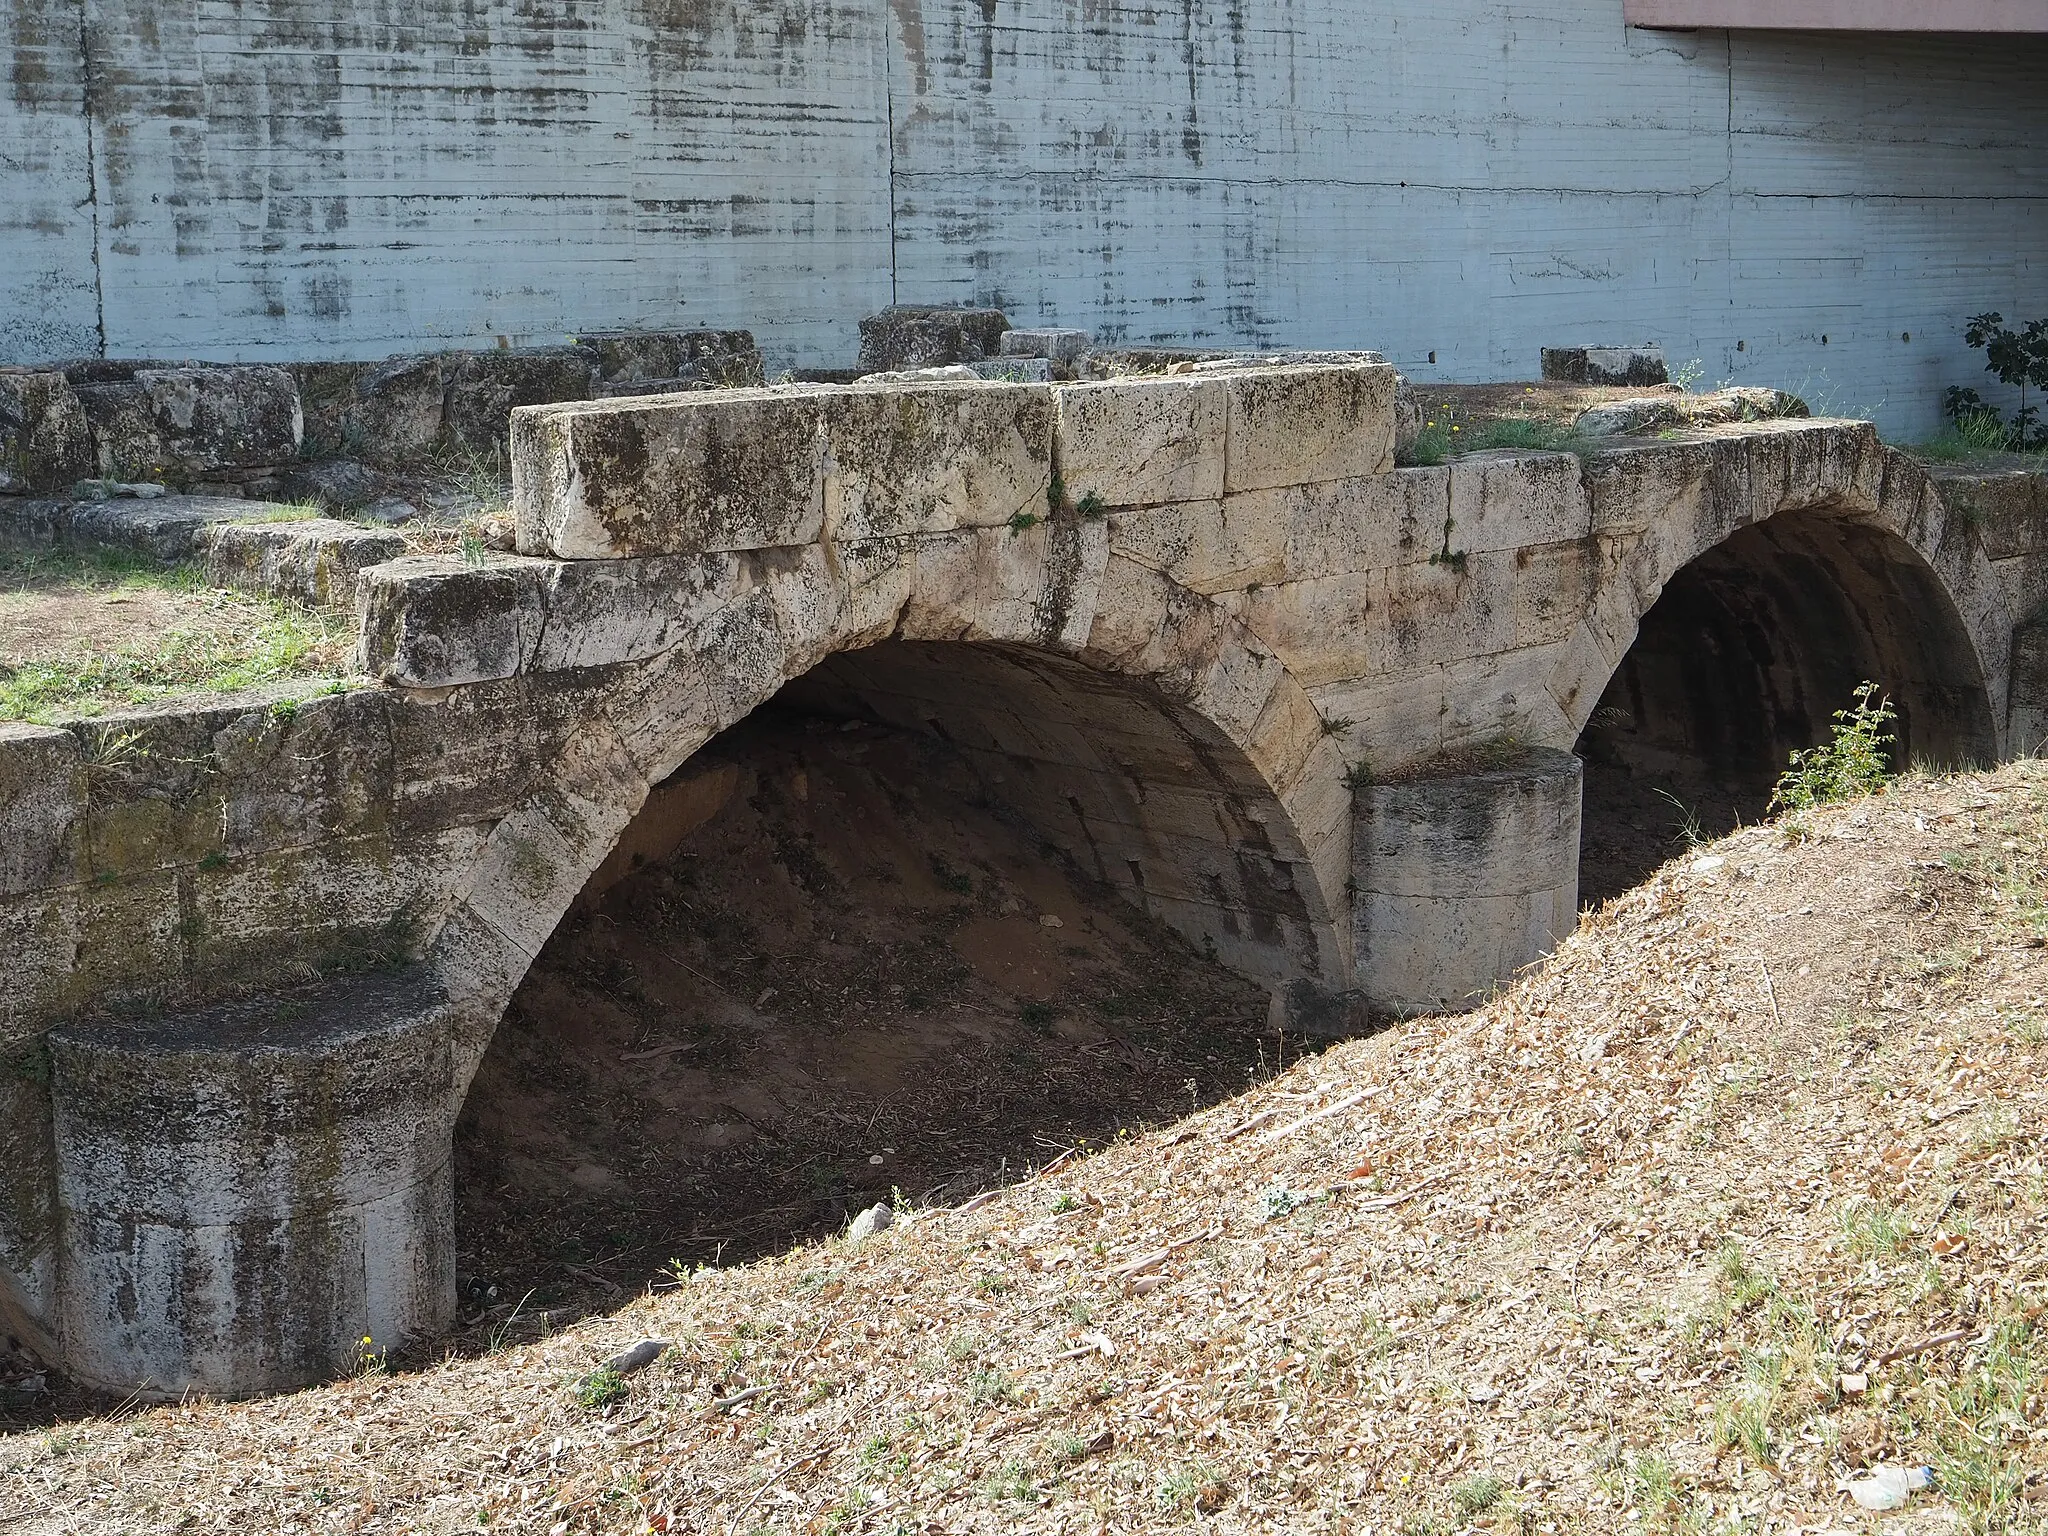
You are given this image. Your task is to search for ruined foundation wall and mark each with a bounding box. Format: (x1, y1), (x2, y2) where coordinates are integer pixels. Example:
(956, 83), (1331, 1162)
(3, 2), (2045, 435)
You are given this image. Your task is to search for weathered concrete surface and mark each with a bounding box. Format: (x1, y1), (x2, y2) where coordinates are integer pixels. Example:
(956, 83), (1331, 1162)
(2, 4), (2042, 435)
(0, 365), (2039, 1396)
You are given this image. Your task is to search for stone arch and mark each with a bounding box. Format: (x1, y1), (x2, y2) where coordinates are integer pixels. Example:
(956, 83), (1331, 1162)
(1550, 430), (2010, 760)
(422, 522), (1355, 1099)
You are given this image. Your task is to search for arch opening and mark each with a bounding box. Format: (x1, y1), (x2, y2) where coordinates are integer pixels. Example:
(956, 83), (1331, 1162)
(1577, 505), (1998, 904)
(451, 640), (1331, 1322)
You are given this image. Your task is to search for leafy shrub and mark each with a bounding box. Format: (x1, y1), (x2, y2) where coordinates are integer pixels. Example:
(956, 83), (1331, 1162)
(1768, 682), (1896, 815)
(1942, 312), (2048, 451)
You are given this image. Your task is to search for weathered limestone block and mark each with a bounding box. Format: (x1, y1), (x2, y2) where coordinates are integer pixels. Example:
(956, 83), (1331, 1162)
(1056, 376), (1226, 507)
(0, 370), (93, 493)
(1221, 363), (1397, 493)
(857, 306), (1009, 373)
(0, 723), (85, 896)
(1352, 746), (1582, 1014)
(48, 971), (459, 1396)
(576, 328), (765, 390)
(4, 494), (264, 561)
(72, 366), (303, 481)
(444, 348), (596, 454)
(1541, 346), (1667, 387)
(513, 383), (1053, 559)
(202, 518), (408, 608)
(1218, 467), (1443, 580)
(1, 874), (189, 1043)
(1000, 328), (1092, 372)
(969, 358), (1053, 383)
(1574, 387), (1806, 438)
(1932, 467), (2048, 561)
(828, 384), (1053, 540)
(358, 555), (552, 688)
(353, 355), (449, 464)
(1446, 450), (1593, 552)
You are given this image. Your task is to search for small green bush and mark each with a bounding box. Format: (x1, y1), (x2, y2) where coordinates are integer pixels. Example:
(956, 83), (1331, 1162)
(1768, 682), (1896, 815)
(575, 1365), (628, 1409)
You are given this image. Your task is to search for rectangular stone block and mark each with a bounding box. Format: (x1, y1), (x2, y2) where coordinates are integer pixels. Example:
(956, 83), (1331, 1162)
(1377, 550), (1521, 670)
(1106, 500), (1267, 594)
(84, 366), (304, 478)
(1056, 376), (1226, 508)
(829, 382), (1054, 540)
(1439, 644), (1576, 755)
(384, 678), (546, 836)
(1309, 665), (1447, 778)
(0, 723), (85, 896)
(357, 555), (552, 687)
(1446, 450), (1594, 552)
(1933, 467), (2048, 561)
(514, 382), (1053, 559)
(0, 370), (94, 493)
(188, 826), (486, 980)
(201, 517), (408, 608)
(1221, 363), (1397, 493)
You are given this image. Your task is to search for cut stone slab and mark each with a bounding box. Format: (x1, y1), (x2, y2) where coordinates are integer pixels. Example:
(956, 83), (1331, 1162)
(1000, 328), (1092, 365)
(857, 306), (1009, 373)
(513, 382), (1053, 558)
(202, 518), (409, 608)
(1055, 375), (1227, 507)
(573, 329), (764, 389)
(969, 357), (1053, 383)
(1541, 346), (1668, 388)
(352, 355), (448, 464)
(0, 371), (94, 494)
(0, 494), (269, 561)
(71, 366), (303, 481)
(1222, 363), (1398, 492)
(358, 554), (553, 687)
(1574, 387), (1808, 438)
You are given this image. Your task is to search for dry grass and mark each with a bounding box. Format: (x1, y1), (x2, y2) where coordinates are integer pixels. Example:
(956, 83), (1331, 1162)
(3, 765), (2046, 1535)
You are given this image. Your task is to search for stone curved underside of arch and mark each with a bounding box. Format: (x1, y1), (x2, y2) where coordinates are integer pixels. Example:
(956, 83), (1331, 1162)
(2, 361), (2036, 1399)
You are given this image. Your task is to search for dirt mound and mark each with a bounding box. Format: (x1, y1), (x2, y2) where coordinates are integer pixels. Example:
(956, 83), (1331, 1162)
(453, 708), (1282, 1320)
(5, 765), (2044, 1536)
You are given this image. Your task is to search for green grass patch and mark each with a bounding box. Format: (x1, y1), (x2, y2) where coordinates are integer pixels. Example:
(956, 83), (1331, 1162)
(0, 547), (354, 723)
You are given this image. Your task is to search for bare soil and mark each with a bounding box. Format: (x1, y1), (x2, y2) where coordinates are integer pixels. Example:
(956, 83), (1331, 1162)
(452, 709), (1292, 1326)
(0, 552), (250, 666)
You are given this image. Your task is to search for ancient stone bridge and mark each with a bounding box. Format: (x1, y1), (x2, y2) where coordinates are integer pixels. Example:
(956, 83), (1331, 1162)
(1, 360), (2038, 1398)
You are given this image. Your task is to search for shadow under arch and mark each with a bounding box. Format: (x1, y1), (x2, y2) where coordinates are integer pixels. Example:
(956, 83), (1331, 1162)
(1576, 501), (2001, 902)
(448, 634), (1343, 1318)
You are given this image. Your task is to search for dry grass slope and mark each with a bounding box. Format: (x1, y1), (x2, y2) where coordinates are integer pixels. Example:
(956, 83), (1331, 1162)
(3, 765), (2045, 1536)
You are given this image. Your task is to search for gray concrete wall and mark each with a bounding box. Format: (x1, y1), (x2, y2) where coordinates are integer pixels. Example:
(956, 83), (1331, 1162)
(3, 3), (2044, 435)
